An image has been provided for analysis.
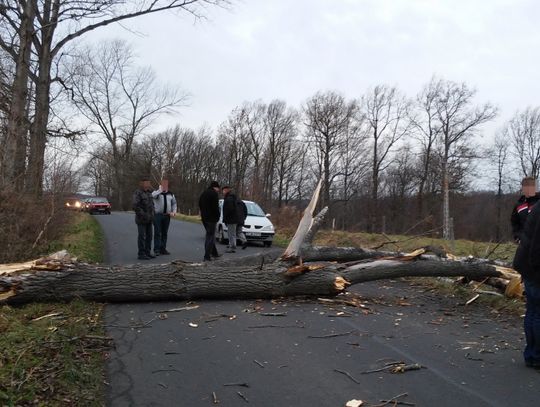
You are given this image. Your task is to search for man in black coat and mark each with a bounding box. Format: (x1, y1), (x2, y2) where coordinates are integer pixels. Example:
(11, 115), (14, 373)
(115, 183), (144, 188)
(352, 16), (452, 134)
(236, 198), (248, 250)
(513, 202), (540, 369)
(222, 186), (239, 253)
(511, 177), (540, 243)
(133, 177), (155, 260)
(198, 181), (220, 261)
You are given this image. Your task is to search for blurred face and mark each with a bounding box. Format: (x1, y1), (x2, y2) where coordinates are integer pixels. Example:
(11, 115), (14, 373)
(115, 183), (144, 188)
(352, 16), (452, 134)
(222, 187), (231, 196)
(161, 180), (169, 192)
(523, 183), (536, 197)
(142, 180), (151, 190)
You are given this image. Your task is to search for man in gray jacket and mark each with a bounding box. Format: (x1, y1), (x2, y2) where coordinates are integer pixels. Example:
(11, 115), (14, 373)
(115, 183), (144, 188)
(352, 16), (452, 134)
(133, 177), (155, 260)
(152, 179), (177, 256)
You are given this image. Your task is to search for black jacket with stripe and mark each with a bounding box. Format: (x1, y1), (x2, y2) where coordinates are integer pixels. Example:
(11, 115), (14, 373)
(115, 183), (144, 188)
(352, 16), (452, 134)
(511, 194), (540, 241)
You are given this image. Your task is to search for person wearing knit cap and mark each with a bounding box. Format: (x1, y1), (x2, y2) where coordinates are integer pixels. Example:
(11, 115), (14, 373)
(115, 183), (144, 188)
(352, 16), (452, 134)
(198, 181), (221, 261)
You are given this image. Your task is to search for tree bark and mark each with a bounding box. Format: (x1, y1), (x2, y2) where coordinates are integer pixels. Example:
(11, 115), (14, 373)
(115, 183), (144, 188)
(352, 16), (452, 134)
(1, 0), (35, 185)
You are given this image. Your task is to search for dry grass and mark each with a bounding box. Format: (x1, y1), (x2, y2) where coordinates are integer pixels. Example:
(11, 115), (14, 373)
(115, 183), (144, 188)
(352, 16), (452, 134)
(0, 190), (72, 263)
(47, 212), (104, 263)
(1, 211), (107, 406)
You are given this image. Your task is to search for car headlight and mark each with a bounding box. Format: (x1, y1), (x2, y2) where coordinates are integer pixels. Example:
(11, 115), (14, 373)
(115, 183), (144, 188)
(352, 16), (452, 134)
(263, 225), (274, 231)
(75, 201), (81, 208)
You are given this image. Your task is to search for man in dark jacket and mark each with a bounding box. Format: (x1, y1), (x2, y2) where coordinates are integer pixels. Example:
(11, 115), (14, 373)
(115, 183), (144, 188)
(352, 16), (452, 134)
(236, 198), (248, 250)
(222, 186), (237, 252)
(199, 181), (220, 261)
(513, 202), (540, 369)
(511, 177), (540, 243)
(133, 178), (155, 260)
(222, 186), (245, 253)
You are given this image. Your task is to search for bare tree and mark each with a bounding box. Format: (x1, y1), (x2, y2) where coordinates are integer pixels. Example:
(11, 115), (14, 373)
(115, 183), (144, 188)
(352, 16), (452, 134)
(303, 91), (357, 210)
(217, 107), (252, 195)
(84, 151), (113, 197)
(410, 78), (443, 219)
(505, 106), (540, 179)
(239, 101), (266, 201)
(0, 0), (35, 184)
(362, 85), (411, 231)
(0, 0), (228, 194)
(67, 40), (186, 209)
(486, 132), (511, 241)
(434, 79), (497, 239)
(384, 143), (417, 233)
(261, 100), (298, 205)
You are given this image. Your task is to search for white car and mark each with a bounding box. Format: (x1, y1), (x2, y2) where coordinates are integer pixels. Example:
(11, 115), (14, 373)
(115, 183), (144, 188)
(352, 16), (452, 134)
(216, 199), (275, 247)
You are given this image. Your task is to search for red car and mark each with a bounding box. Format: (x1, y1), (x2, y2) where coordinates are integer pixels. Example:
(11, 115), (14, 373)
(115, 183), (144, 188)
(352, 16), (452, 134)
(85, 197), (112, 214)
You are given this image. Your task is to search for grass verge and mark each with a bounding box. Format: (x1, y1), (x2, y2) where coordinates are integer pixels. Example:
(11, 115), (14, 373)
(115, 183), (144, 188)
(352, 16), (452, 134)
(173, 213), (201, 224)
(0, 211), (107, 406)
(47, 212), (105, 262)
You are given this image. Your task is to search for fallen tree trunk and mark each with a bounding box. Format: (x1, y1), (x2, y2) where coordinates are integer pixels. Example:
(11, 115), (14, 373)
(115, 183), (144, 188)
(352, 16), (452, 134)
(0, 179), (522, 305)
(0, 250), (510, 305)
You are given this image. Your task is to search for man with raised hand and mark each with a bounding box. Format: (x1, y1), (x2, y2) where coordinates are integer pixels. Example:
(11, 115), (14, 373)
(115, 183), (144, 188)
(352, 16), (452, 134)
(152, 178), (177, 257)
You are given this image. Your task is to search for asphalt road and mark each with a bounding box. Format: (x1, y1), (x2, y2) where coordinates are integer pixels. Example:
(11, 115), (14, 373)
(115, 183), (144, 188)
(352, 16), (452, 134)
(95, 212), (540, 407)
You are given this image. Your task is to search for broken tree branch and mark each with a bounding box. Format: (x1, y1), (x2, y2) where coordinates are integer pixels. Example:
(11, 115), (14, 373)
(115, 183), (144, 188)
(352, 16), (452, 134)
(281, 179), (322, 262)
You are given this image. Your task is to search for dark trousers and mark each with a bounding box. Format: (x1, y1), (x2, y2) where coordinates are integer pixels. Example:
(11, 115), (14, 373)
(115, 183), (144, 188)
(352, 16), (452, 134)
(524, 279), (540, 364)
(137, 222), (153, 256)
(203, 221), (218, 259)
(154, 213), (171, 253)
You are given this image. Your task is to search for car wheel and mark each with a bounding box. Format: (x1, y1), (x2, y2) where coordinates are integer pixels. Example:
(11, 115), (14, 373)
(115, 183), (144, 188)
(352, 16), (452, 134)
(264, 241), (272, 247)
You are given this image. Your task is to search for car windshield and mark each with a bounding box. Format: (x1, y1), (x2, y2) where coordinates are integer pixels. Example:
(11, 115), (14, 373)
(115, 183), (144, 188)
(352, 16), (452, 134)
(93, 197), (109, 203)
(245, 202), (266, 217)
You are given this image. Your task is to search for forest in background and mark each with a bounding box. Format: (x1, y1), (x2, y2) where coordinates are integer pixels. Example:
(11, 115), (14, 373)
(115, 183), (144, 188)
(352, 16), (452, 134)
(0, 1), (537, 246)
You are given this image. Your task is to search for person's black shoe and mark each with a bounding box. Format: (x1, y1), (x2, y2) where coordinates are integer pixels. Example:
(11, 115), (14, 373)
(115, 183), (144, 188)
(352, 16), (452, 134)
(153, 251), (160, 257)
(242, 241), (248, 250)
(203, 256), (212, 262)
(147, 253), (156, 259)
(138, 255), (150, 260)
(226, 249), (236, 253)
(525, 361), (540, 369)
(212, 253), (222, 258)
(161, 249), (171, 255)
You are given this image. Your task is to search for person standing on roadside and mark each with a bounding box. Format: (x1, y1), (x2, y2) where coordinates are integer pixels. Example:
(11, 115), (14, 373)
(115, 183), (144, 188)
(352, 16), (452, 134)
(222, 186), (240, 253)
(513, 202), (540, 369)
(511, 177), (540, 243)
(133, 177), (155, 260)
(199, 181), (220, 261)
(236, 196), (249, 250)
(152, 178), (177, 256)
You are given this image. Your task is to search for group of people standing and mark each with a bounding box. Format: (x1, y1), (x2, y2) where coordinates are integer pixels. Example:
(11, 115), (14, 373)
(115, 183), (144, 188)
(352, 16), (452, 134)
(134, 179), (248, 263)
(198, 181), (248, 262)
(133, 178), (178, 260)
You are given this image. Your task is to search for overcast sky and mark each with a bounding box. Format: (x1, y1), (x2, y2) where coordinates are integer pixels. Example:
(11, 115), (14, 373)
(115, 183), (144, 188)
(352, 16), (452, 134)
(84, 0), (540, 143)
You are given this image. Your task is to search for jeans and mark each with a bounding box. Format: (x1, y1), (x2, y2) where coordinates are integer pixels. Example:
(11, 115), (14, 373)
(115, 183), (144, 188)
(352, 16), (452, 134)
(226, 223), (237, 248)
(203, 221), (218, 259)
(236, 225), (247, 245)
(154, 213), (171, 253)
(137, 223), (153, 256)
(524, 278), (540, 364)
